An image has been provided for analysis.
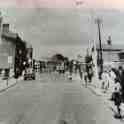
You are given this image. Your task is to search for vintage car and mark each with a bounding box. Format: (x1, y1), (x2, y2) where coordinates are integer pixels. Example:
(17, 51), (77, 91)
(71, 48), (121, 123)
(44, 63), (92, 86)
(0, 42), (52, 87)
(24, 67), (35, 80)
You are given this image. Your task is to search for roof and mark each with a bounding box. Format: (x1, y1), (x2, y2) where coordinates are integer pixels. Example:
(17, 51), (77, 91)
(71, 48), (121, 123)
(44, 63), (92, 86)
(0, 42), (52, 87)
(1, 32), (26, 47)
(96, 44), (124, 51)
(2, 32), (18, 40)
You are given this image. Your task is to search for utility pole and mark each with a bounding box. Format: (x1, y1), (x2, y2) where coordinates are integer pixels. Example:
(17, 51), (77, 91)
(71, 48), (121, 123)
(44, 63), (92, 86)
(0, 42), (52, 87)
(95, 18), (103, 79)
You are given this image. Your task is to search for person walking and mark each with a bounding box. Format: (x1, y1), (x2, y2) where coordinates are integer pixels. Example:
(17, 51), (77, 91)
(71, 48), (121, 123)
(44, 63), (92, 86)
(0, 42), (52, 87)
(85, 51), (93, 83)
(118, 66), (124, 102)
(109, 68), (117, 93)
(83, 64), (88, 87)
(78, 62), (83, 80)
(112, 78), (122, 118)
(68, 61), (73, 81)
(101, 70), (110, 93)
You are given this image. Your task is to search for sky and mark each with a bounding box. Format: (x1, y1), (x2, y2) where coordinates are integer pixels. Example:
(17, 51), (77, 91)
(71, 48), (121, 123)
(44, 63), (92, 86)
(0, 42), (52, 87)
(0, 0), (124, 9)
(0, 0), (124, 59)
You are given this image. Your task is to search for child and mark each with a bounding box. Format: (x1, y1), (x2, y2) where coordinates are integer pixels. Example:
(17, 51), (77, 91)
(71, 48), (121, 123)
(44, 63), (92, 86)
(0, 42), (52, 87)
(112, 78), (122, 118)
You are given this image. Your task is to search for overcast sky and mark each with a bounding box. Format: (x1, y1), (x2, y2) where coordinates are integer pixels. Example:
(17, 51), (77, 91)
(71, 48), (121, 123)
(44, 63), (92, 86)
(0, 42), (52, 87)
(0, 0), (124, 9)
(0, 1), (124, 59)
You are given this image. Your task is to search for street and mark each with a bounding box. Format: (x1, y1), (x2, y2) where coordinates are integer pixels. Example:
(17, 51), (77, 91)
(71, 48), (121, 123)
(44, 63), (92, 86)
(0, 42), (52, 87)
(0, 73), (123, 124)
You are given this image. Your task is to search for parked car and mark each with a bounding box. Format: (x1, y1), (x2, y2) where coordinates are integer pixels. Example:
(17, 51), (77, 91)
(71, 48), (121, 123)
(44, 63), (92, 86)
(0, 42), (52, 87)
(24, 67), (35, 80)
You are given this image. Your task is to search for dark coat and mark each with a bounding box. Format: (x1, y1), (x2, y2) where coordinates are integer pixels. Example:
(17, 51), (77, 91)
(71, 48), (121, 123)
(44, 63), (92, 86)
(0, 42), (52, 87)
(118, 69), (124, 88)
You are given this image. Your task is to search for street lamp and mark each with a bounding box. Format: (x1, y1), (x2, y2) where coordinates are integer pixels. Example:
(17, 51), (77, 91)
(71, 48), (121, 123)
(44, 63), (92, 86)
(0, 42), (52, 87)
(75, 1), (99, 79)
(95, 18), (103, 79)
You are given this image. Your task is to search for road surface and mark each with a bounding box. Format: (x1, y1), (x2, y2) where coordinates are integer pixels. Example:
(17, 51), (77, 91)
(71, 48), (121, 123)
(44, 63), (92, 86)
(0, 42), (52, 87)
(0, 72), (123, 124)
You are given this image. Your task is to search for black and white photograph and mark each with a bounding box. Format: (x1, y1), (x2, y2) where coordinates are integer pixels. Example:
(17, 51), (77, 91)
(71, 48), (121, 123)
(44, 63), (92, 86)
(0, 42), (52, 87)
(0, 0), (124, 123)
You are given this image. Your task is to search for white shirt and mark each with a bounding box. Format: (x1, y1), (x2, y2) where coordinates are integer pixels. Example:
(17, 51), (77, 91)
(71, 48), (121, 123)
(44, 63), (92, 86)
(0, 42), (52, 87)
(109, 70), (116, 81)
(102, 72), (109, 82)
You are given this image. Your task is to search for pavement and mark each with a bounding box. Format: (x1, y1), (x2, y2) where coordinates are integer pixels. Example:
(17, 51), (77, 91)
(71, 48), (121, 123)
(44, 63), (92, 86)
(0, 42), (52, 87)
(83, 76), (124, 115)
(0, 76), (23, 92)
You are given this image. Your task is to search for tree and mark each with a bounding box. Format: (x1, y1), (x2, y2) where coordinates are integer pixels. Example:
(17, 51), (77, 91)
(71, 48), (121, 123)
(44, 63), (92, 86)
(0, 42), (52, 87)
(52, 54), (65, 62)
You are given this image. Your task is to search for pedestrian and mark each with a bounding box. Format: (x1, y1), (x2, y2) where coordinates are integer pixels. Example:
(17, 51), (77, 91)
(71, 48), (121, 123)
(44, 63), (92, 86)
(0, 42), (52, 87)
(61, 62), (65, 74)
(118, 66), (124, 101)
(84, 71), (88, 87)
(112, 78), (122, 118)
(101, 70), (110, 93)
(84, 64), (88, 87)
(87, 66), (93, 83)
(68, 61), (73, 81)
(85, 51), (93, 83)
(109, 68), (116, 82)
(109, 68), (117, 92)
(78, 62), (83, 80)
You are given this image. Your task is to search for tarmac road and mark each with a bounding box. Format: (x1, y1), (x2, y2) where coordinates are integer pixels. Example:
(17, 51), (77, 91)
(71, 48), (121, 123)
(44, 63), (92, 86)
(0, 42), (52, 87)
(0, 73), (123, 124)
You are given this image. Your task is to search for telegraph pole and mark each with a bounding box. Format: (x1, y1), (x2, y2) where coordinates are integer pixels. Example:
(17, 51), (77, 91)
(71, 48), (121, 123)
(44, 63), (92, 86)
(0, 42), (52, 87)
(96, 18), (103, 79)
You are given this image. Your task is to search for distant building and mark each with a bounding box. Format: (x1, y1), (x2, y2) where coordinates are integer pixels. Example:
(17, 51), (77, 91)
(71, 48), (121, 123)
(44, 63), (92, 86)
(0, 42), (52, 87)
(96, 44), (124, 68)
(118, 51), (124, 61)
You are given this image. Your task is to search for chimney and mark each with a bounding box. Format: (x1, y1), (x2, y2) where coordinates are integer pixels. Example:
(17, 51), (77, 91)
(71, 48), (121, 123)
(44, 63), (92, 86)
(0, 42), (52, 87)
(2, 23), (9, 33)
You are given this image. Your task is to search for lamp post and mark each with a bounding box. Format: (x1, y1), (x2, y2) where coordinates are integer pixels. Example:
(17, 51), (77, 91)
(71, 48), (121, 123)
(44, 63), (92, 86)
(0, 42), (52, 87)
(95, 18), (103, 79)
(76, 1), (99, 79)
